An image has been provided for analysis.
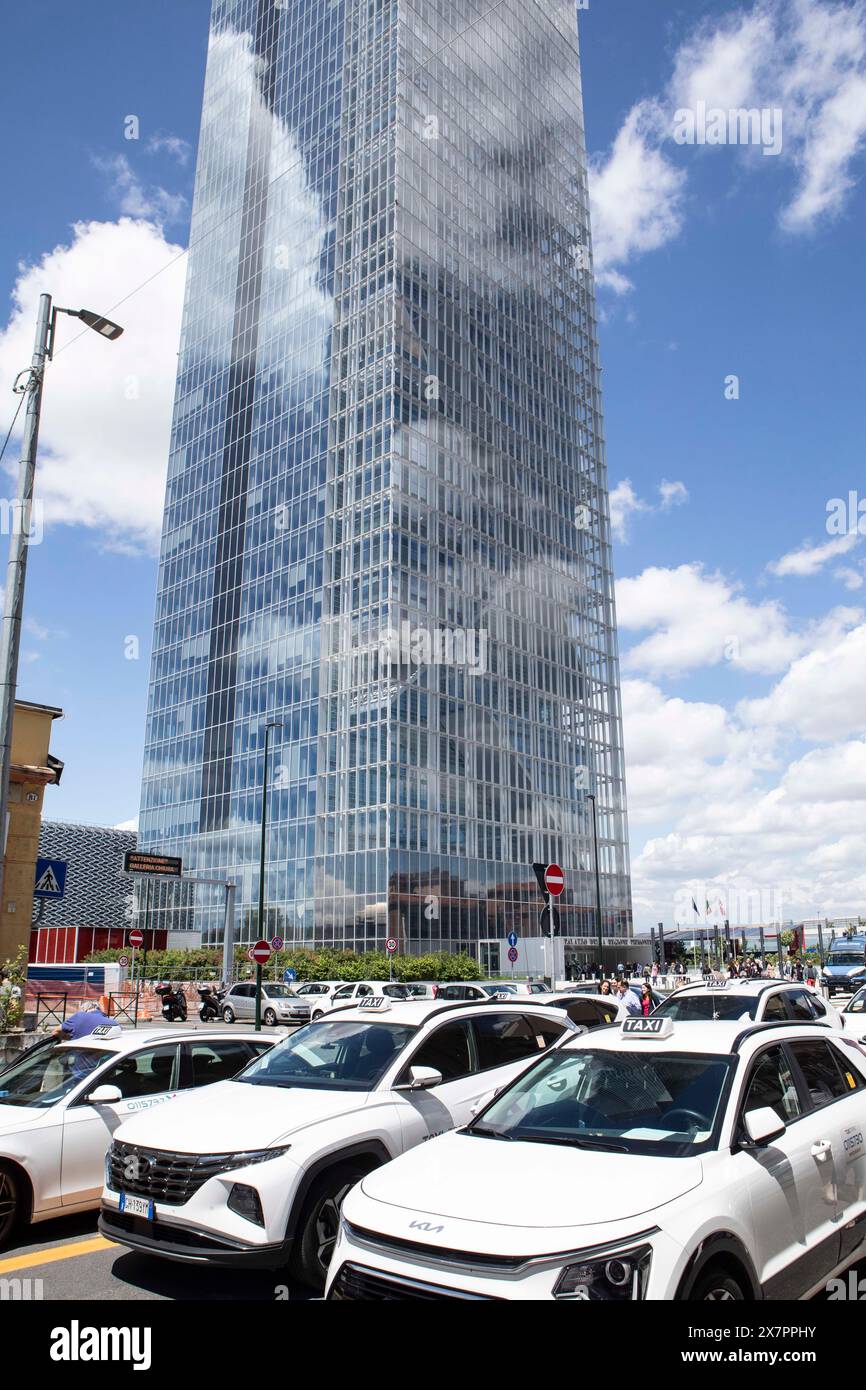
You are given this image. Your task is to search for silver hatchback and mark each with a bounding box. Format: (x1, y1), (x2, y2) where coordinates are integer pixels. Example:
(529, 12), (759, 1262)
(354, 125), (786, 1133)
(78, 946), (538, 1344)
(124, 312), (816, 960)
(222, 982), (311, 1026)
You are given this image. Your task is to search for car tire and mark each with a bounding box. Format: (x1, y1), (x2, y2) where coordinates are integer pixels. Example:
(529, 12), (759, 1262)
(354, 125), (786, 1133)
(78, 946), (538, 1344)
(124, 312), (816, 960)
(291, 1163), (367, 1292)
(263, 1008), (277, 1027)
(0, 1164), (22, 1248)
(312, 1009), (324, 1021)
(222, 1006), (235, 1024)
(689, 1266), (747, 1301)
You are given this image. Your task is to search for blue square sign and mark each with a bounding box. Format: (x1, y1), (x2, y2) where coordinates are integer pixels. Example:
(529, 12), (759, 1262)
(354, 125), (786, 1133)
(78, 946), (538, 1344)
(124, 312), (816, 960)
(34, 857), (67, 898)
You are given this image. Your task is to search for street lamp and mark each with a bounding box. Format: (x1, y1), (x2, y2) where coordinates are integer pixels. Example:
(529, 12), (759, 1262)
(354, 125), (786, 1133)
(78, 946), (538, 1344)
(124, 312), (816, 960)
(0, 295), (123, 906)
(585, 792), (604, 975)
(255, 719), (280, 1030)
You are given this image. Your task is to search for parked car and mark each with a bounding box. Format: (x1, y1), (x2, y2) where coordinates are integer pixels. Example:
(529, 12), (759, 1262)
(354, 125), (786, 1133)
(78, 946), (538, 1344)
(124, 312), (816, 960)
(327, 1016), (866, 1300)
(0, 1026), (274, 1248)
(839, 986), (866, 1039)
(403, 982), (441, 1000)
(100, 999), (577, 1291)
(437, 982), (517, 1002)
(653, 979), (843, 1028)
(221, 983), (310, 1027)
(308, 981), (415, 1018)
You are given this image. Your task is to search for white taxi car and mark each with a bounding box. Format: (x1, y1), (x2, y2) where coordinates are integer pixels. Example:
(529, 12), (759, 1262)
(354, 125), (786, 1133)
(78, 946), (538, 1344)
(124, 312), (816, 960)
(0, 1026), (273, 1248)
(302, 980), (415, 1019)
(326, 1016), (866, 1301)
(654, 978), (843, 1029)
(839, 987), (866, 1040)
(99, 998), (575, 1290)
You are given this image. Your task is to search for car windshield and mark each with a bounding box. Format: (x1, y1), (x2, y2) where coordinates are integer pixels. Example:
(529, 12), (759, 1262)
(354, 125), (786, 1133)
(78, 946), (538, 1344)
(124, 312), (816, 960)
(235, 1020), (418, 1091)
(482, 983), (516, 995)
(829, 952), (864, 967)
(655, 992), (759, 1022)
(844, 987), (866, 1014)
(0, 1044), (111, 1108)
(263, 985), (294, 998)
(469, 1048), (734, 1156)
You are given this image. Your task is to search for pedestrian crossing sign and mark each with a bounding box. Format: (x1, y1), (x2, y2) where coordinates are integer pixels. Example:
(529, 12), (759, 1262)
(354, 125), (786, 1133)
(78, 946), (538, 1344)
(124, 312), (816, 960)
(34, 857), (67, 898)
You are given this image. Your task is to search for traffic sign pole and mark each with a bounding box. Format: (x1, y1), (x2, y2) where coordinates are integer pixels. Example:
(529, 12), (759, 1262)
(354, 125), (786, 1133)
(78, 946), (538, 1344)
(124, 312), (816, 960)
(255, 962), (262, 1031)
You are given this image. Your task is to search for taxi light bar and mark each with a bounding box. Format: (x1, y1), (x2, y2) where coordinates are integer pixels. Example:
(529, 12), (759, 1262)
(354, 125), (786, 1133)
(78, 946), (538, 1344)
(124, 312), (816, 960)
(621, 1016), (675, 1039)
(358, 996), (391, 1011)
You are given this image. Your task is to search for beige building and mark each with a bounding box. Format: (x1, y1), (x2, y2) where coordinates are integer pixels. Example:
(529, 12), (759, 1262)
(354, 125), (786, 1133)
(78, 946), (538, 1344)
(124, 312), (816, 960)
(0, 700), (63, 961)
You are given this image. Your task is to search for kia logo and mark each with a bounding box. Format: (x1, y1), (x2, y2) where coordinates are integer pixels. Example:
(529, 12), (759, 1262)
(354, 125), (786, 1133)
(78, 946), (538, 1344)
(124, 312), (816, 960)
(409, 1220), (444, 1234)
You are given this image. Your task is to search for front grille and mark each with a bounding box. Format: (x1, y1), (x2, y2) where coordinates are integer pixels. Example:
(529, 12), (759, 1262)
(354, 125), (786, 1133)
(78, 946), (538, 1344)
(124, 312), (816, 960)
(108, 1142), (241, 1206)
(345, 1220), (528, 1270)
(329, 1262), (498, 1300)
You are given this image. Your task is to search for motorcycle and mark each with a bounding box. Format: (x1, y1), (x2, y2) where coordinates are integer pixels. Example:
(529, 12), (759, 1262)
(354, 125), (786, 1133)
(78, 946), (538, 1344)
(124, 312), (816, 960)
(155, 982), (188, 1023)
(197, 984), (225, 1022)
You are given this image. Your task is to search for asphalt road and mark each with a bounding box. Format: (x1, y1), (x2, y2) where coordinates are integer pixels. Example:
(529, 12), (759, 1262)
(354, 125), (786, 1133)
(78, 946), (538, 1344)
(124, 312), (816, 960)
(0, 1211), (309, 1301)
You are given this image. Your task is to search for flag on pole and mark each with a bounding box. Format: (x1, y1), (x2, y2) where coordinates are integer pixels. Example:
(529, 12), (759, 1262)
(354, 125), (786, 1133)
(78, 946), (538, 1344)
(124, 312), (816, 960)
(692, 898), (699, 917)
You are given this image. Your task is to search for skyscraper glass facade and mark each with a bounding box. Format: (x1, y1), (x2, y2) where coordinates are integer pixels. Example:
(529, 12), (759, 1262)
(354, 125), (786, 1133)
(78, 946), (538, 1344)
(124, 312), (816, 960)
(139, 0), (632, 961)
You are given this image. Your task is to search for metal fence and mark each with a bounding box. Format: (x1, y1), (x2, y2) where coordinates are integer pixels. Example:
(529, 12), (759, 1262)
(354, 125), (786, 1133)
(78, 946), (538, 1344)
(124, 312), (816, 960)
(34, 993), (68, 1028)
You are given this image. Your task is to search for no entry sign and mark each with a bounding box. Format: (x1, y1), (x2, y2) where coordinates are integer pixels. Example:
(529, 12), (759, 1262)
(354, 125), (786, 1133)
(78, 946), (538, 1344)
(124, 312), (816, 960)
(544, 863), (565, 896)
(129, 930), (144, 949)
(250, 939), (271, 965)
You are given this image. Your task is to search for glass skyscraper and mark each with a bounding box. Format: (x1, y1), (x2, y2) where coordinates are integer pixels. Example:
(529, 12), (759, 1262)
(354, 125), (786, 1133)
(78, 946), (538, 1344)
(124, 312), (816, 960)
(139, 0), (632, 965)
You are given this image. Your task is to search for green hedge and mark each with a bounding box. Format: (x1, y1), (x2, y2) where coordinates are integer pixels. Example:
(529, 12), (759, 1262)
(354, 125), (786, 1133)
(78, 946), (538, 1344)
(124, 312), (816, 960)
(83, 946), (482, 983)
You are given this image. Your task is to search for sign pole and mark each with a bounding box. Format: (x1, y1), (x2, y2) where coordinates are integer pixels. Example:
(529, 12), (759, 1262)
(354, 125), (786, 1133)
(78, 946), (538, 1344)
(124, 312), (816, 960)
(255, 961), (262, 1031)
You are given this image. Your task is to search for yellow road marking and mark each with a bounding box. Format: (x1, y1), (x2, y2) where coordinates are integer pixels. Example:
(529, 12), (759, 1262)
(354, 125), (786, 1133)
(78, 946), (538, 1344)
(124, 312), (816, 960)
(0, 1235), (113, 1274)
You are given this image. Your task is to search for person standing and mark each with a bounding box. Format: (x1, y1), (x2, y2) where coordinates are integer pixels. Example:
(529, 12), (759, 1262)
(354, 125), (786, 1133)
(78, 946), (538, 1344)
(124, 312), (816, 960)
(616, 979), (641, 1016)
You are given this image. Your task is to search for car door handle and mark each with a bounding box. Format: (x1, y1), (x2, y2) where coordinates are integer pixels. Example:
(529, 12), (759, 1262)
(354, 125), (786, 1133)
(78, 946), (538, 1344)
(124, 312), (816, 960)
(811, 1140), (832, 1162)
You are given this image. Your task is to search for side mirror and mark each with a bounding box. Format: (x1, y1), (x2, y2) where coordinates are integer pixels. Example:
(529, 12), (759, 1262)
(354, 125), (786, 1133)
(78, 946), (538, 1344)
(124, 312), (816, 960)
(743, 1107), (786, 1147)
(395, 1065), (442, 1092)
(87, 1084), (123, 1105)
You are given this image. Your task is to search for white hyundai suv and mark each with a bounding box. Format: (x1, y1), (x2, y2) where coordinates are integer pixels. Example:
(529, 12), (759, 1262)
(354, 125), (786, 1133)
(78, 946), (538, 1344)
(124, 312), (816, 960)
(99, 999), (575, 1290)
(326, 1016), (866, 1301)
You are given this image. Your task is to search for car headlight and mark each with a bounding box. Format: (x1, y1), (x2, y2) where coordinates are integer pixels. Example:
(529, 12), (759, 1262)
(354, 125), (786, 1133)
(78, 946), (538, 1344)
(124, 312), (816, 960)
(554, 1243), (653, 1300)
(200, 1145), (291, 1176)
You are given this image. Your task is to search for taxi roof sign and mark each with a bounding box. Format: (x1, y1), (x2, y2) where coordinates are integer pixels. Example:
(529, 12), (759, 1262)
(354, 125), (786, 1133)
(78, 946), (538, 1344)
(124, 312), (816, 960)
(622, 1016), (675, 1039)
(358, 995), (392, 1011)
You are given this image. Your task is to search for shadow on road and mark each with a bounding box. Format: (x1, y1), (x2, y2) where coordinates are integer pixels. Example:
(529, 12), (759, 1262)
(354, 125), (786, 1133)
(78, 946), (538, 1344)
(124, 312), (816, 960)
(108, 1247), (311, 1301)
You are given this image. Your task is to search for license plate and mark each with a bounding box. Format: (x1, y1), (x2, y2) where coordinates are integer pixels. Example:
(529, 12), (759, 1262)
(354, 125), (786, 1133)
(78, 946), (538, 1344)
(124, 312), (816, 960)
(119, 1193), (154, 1220)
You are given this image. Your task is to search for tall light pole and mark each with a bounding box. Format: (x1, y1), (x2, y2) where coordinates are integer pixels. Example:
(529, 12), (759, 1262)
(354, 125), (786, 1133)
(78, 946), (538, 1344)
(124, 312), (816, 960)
(586, 792), (604, 975)
(0, 295), (122, 906)
(256, 719), (279, 1030)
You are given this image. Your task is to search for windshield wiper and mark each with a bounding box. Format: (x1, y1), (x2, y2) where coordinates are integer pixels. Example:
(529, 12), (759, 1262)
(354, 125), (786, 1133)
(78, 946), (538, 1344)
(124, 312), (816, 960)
(467, 1125), (514, 1140)
(516, 1133), (629, 1153)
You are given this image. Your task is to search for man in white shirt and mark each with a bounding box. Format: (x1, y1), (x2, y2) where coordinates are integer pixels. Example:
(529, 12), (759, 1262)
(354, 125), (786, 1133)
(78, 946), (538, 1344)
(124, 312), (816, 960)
(616, 979), (641, 1016)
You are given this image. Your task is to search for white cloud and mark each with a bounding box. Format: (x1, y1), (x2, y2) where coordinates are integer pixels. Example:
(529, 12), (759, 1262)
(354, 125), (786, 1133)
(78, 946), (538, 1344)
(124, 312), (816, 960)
(739, 621), (866, 740)
(616, 563), (833, 676)
(588, 101), (686, 288)
(768, 532), (859, 576)
(608, 479), (651, 541)
(146, 134), (192, 166)
(658, 479), (689, 509)
(0, 218), (187, 552)
(114, 816), (139, 832)
(93, 154), (187, 225)
(589, 0), (866, 288)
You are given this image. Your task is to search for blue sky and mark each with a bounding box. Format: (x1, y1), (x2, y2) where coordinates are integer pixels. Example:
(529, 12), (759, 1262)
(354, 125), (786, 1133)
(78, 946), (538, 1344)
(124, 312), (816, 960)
(1, 0), (864, 928)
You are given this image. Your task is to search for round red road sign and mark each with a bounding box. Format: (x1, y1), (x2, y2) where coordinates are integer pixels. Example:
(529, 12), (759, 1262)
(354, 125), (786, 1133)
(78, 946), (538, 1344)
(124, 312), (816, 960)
(250, 939), (271, 965)
(129, 930), (144, 948)
(544, 863), (565, 896)
(385, 937), (398, 954)
(118, 954), (130, 968)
